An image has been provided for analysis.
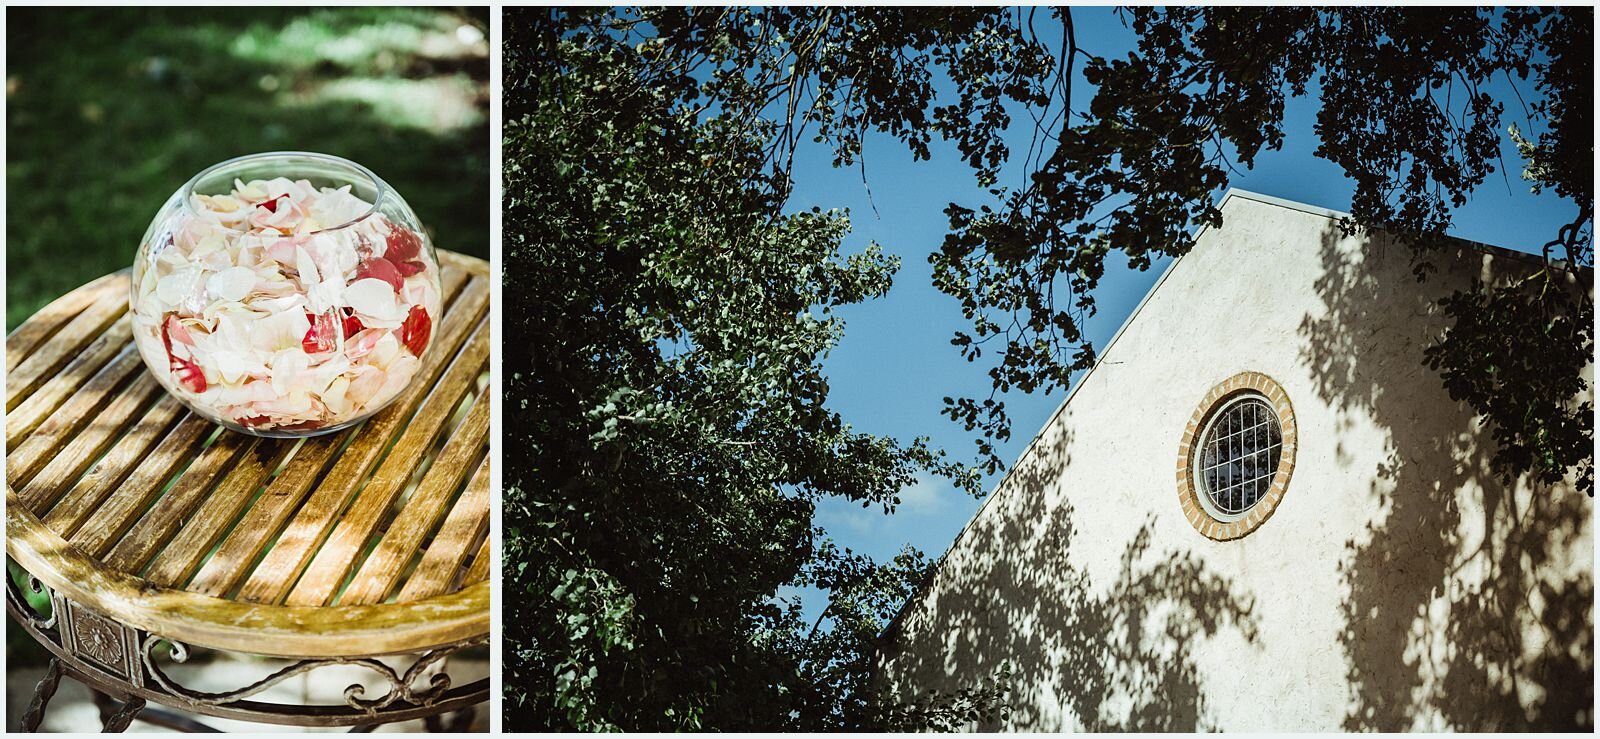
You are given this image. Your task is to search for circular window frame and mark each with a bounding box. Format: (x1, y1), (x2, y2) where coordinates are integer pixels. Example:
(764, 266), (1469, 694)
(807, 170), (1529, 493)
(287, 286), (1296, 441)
(1176, 372), (1297, 540)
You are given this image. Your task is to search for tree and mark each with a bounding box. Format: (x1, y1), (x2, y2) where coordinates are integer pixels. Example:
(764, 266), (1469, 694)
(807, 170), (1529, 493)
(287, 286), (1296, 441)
(619, 6), (1594, 492)
(502, 8), (998, 730)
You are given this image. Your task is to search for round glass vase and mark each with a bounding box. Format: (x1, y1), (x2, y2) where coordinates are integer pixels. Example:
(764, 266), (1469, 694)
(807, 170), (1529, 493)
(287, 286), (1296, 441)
(130, 151), (443, 438)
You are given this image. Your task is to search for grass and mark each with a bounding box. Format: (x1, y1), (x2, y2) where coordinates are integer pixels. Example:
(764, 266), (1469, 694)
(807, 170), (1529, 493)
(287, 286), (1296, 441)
(5, 7), (491, 331)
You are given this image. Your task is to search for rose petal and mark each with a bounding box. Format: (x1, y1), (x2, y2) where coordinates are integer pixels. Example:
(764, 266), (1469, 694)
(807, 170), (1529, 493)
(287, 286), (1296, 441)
(342, 310), (365, 338)
(208, 266), (257, 302)
(344, 328), (386, 360)
(401, 305), (431, 357)
(322, 376), (352, 417)
(302, 311), (340, 356)
(234, 179), (269, 203)
(356, 258), (404, 292)
(172, 356), (208, 393)
(386, 225), (423, 264)
(373, 355), (420, 405)
(345, 278), (406, 326)
(156, 266), (203, 307)
(368, 332), (401, 368)
(345, 366), (386, 408)
(210, 350), (254, 385)
(237, 414), (274, 428)
(295, 246), (321, 285)
(266, 239), (300, 266)
(270, 350), (310, 397)
(254, 307), (314, 354)
(164, 314), (195, 350)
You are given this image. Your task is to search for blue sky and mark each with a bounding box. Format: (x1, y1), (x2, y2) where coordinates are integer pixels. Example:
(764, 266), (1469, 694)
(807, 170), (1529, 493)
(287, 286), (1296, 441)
(778, 9), (1581, 583)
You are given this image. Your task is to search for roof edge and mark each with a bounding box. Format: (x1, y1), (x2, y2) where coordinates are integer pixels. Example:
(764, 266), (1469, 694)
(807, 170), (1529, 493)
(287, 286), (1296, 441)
(1223, 188), (1586, 271)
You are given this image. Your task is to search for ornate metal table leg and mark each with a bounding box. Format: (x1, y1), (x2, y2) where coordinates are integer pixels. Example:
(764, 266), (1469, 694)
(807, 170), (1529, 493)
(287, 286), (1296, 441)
(93, 689), (117, 724)
(103, 696), (147, 732)
(20, 657), (64, 732)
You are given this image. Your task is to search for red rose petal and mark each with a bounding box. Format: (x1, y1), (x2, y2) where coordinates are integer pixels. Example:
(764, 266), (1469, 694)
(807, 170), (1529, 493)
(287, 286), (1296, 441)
(395, 258), (426, 277)
(260, 194), (284, 213)
(302, 311), (340, 355)
(342, 311), (365, 337)
(172, 357), (207, 393)
(356, 257), (405, 292)
(160, 314), (176, 357)
(401, 305), (431, 357)
(386, 226), (423, 264)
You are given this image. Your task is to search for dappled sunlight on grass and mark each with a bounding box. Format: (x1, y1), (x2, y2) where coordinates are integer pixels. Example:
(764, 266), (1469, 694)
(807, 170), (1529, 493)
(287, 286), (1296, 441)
(224, 10), (488, 73)
(292, 76), (485, 134)
(5, 8), (489, 332)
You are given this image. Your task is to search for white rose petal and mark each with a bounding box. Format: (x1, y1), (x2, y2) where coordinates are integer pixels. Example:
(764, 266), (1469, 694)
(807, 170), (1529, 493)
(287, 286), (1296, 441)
(253, 307), (313, 354)
(156, 266), (203, 308)
(374, 355), (420, 404)
(322, 376), (352, 417)
(210, 350), (253, 385)
(208, 266), (257, 302)
(295, 246), (321, 286)
(234, 179), (268, 202)
(345, 278), (407, 326)
(192, 232), (228, 258)
(270, 349), (310, 396)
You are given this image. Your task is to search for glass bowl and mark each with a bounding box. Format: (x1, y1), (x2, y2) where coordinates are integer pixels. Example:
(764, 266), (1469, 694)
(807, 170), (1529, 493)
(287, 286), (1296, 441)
(130, 151), (443, 437)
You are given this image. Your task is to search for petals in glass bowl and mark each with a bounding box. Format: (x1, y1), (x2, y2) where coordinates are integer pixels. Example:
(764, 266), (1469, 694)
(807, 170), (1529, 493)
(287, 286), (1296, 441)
(131, 166), (442, 436)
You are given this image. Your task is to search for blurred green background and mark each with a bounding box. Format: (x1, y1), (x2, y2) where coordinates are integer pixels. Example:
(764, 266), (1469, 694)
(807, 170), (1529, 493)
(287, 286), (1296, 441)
(5, 6), (491, 332)
(4, 6), (489, 668)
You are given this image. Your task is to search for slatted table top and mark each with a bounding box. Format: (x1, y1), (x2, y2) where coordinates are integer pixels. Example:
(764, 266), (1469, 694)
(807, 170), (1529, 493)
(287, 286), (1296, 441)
(6, 250), (490, 658)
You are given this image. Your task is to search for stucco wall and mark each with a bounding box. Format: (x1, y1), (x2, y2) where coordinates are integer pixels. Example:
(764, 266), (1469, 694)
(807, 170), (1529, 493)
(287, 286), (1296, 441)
(878, 194), (1593, 731)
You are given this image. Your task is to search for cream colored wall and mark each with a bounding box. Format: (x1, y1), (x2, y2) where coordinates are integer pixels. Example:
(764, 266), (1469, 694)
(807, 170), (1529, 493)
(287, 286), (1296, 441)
(878, 194), (1593, 731)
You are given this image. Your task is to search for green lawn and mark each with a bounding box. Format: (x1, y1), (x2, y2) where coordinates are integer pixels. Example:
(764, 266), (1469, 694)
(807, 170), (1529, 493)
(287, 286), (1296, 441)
(5, 7), (490, 331)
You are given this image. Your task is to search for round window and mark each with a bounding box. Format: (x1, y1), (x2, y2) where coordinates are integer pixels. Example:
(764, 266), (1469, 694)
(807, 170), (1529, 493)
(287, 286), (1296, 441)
(1194, 393), (1281, 520)
(1176, 372), (1297, 540)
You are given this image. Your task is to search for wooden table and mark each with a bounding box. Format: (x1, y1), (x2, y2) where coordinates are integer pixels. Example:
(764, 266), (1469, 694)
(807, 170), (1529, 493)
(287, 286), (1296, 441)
(6, 250), (491, 731)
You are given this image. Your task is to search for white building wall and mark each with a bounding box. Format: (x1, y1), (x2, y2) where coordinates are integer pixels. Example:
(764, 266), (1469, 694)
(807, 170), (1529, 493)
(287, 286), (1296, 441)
(879, 193), (1593, 731)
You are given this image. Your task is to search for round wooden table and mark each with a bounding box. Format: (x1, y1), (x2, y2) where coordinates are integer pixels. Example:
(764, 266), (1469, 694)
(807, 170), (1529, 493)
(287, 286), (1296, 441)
(6, 250), (491, 731)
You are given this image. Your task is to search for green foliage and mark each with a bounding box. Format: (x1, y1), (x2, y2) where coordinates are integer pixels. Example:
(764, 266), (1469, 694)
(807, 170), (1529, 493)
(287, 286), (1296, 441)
(616, 6), (1592, 490)
(501, 8), (988, 730)
(1426, 278), (1594, 493)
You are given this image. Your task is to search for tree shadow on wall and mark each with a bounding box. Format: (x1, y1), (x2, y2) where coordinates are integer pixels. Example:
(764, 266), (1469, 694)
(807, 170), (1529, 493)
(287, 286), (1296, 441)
(1298, 223), (1593, 731)
(878, 416), (1260, 731)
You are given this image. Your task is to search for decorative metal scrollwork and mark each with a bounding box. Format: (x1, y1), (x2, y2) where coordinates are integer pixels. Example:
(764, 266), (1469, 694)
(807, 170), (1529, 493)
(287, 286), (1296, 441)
(141, 634), (487, 716)
(6, 572), (57, 631)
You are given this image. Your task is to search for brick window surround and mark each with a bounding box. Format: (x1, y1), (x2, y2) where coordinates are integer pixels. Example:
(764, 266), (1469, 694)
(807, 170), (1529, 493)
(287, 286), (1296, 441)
(1176, 371), (1297, 540)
